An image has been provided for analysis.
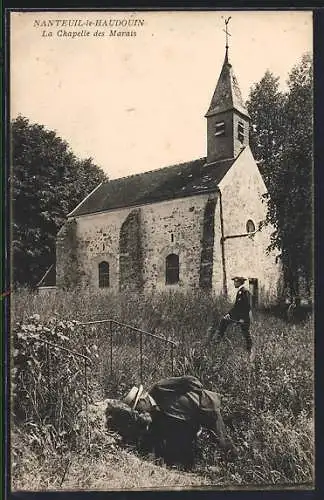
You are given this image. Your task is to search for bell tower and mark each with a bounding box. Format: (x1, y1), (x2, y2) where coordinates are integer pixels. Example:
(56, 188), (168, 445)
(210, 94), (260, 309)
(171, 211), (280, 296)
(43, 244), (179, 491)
(205, 18), (250, 165)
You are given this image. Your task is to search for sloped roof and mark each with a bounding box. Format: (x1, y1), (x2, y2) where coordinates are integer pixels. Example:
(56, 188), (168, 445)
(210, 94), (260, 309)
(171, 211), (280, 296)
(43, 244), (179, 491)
(205, 53), (250, 118)
(70, 156), (237, 217)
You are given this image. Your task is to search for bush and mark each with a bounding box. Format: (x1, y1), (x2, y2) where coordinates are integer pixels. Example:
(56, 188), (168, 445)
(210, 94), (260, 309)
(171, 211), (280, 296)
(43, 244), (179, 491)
(12, 313), (99, 451)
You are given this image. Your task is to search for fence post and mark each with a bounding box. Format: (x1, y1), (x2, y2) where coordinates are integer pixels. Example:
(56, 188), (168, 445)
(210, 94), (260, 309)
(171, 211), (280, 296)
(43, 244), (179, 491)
(110, 320), (113, 378)
(140, 331), (143, 384)
(84, 359), (90, 452)
(47, 344), (52, 413)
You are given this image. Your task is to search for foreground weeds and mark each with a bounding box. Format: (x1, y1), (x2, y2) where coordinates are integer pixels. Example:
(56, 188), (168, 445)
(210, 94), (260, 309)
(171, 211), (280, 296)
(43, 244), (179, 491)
(12, 426), (211, 491)
(11, 289), (314, 490)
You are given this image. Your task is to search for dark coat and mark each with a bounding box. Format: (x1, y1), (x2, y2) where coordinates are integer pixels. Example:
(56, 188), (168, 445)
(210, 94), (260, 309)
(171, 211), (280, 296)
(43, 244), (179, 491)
(147, 376), (235, 467)
(229, 286), (251, 322)
(149, 376), (224, 432)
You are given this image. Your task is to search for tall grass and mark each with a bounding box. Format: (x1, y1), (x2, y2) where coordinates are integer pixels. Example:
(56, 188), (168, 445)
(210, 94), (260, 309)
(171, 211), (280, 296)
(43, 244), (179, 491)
(11, 288), (314, 488)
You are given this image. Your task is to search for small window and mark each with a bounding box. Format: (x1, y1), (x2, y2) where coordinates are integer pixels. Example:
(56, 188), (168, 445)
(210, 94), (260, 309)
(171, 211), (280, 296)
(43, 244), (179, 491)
(215, 121), (225, 137)
(171, 233), (174, 243)
(166, 253), (179, 285)
(246, 219), (256, 233)
(238, 122), (244, 143)
(99, 261), (109, 288)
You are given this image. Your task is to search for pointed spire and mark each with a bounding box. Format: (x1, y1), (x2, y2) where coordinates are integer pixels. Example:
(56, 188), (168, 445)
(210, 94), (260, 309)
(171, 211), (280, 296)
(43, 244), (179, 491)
(205, 53), (250, 119)
(224, 47), (228, 65)
(205, 18), (250, 119)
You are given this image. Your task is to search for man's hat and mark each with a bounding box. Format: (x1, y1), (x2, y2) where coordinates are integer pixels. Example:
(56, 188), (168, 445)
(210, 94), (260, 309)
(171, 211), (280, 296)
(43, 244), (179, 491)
(232, 276), (247, 282)
(123, 384), (144, 410)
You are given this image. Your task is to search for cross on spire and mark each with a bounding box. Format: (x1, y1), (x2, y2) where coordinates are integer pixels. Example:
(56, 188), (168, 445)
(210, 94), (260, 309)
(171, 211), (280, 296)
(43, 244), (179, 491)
(223, 16), (231, 60)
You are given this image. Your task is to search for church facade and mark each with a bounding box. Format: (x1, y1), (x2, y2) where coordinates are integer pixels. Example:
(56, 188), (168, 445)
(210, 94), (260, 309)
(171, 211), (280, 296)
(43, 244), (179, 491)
(56, 48), (281, 306)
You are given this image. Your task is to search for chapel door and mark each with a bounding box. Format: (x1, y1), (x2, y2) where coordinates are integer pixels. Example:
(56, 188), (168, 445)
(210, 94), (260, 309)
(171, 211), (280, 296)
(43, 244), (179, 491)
(249, 278), (258, 309)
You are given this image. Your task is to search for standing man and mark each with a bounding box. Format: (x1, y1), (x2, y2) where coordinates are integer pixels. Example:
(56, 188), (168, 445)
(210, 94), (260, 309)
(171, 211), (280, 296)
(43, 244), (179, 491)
(209, 276), (252, 353)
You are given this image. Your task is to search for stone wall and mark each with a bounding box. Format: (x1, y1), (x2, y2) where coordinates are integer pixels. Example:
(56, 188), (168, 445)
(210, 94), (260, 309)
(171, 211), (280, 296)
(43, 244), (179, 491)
(139, 195), (210, 291)
(72, 210), (124, 290)
(58, 193), (211, 292)
(215, 146), (280, 306)
(56, 148), (280, 304)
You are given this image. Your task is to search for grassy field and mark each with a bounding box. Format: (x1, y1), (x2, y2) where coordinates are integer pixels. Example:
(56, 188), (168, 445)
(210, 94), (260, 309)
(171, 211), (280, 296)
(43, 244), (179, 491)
(11, 288), (314, 490)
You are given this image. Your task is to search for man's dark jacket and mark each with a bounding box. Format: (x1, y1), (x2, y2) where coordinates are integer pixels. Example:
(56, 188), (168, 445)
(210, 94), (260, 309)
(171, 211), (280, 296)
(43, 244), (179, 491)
(229, 286), (251, 322)
(148, 376), (227, 443)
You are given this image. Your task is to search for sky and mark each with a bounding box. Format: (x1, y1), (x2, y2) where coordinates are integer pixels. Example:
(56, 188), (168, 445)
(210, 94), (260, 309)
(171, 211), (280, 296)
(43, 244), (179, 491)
(10, 10), (312, 179)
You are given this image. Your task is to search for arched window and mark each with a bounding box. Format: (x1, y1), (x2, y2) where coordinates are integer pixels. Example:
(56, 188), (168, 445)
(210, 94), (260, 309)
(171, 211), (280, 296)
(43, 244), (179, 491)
(246, 219), (256, 233)
(98, 261), (109, 288)
(165, 253), (179, 285)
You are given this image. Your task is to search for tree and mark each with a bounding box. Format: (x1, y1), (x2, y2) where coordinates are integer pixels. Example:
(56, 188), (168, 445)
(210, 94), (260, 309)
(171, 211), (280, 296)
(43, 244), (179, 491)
(246, 70), (286, 186)
(12, 116), (107, 287)
(247, 54), (313, 299)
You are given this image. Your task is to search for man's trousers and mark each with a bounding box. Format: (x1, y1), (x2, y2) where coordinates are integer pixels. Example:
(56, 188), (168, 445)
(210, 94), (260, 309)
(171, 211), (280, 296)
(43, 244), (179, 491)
(216, 317), (252, 353)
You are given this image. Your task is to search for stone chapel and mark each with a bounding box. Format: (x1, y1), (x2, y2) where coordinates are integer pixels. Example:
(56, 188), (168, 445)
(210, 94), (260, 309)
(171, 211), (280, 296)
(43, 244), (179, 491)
(55, 43), (280, 306)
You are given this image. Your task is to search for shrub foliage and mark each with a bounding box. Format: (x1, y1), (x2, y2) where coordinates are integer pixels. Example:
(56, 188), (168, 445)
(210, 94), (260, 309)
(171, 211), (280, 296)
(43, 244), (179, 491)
(12, 314), (98, 452)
